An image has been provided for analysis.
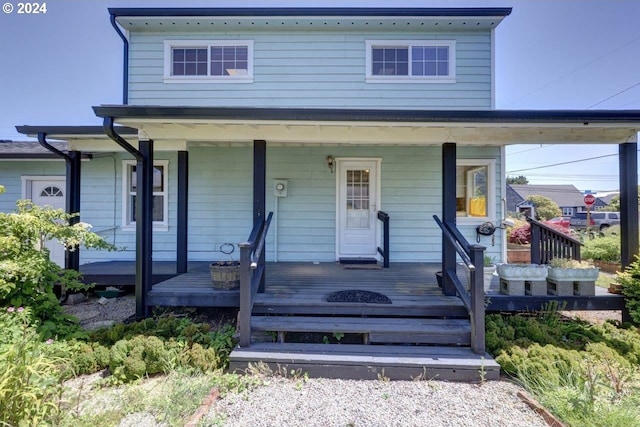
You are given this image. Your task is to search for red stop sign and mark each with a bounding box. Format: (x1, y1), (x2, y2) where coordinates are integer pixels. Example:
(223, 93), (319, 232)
(584, 194), (596, 207)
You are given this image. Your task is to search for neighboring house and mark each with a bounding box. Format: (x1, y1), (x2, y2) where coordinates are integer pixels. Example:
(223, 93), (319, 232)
(507, 184), (588, 217)
(596, 192), (619, 210)
(4, 7), (640, 379)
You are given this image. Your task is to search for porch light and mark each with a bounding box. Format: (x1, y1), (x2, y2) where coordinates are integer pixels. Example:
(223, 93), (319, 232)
(326, 155), (335, 173)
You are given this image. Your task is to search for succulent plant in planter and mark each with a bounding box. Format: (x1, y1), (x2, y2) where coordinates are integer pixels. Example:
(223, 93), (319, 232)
(209, 243), (240, 290)
(497, 263), (548, 281)
(547, 258), (599, 281)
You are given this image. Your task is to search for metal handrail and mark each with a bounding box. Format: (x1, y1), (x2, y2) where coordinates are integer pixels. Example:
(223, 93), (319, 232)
(377, 211), (390, 268)
(239, 212), (274, 347)
(433, 215), (486, 354)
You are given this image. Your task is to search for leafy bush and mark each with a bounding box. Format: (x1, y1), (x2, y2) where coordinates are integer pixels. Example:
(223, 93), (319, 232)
(616, 256), (640, 323)
(0, 197), (115, 339)
(0, 307), (66, 426)
(582, 234), (621, 263)
(508, 223), (531, 244)
(488, 310), (640, 426)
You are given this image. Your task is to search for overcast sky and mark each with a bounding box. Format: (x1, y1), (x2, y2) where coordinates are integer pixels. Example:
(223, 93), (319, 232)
(1, 0), (638, 192)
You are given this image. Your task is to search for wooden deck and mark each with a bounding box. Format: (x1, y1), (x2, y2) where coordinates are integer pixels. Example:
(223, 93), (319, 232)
(145, 262), (469, 314)
(80, 260), (625, 313)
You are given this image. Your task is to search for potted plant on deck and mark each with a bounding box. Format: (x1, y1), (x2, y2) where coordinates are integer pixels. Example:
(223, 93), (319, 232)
(547, 258), (600, 282)
(483, 255), (497, 292)
(496, 263), (549, 281)
(209, 243), (240, 290)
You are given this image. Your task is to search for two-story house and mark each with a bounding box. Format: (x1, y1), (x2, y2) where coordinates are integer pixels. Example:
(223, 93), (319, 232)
(7, 7), (640, 380)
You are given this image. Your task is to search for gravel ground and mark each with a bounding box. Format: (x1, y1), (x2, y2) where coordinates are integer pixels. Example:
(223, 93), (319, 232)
(62, 293), (136, 330)
(208, 377), (548, 427)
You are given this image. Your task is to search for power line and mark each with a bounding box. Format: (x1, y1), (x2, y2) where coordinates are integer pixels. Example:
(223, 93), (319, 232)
(587, 81), (640, 109)
(507, 152), (620, 173)
(503, 35), (640, 108)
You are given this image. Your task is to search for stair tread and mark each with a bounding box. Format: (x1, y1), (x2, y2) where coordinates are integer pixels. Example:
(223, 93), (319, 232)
(250, 315), (470, 334)
(231, 342), (497, 368)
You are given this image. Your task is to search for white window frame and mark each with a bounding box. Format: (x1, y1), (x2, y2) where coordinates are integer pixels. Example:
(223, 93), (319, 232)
(365, 40), (456, 84)
(163, 40), (254, 83)
(562, 207), (574, 216)
(122, 160), (169, 231)
(455, 159), (495, 222)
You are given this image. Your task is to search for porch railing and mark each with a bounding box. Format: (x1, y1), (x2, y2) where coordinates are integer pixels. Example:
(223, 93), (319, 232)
(528, 217), (582, 264)
(377, 211), (390, 268)
(433, 215), (485, 354)
(238, 212), (274, 348)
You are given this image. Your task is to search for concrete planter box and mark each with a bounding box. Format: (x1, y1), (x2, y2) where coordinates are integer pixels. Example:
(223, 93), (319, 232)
(497, 264), (548, 281)
(547, 267), (599, 282)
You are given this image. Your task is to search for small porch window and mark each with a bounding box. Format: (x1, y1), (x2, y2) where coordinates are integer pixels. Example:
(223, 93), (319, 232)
(122, 160), (169, 230)
(456, 159), (495, 220)
(562, 207), (574, 216)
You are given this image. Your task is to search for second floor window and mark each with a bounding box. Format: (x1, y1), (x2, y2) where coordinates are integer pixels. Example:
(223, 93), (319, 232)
(366, 40), (456, 83)
(164, 40), (253, 83)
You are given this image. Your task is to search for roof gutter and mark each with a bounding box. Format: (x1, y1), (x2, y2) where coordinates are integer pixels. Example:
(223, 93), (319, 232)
(110, 12), (128, 104)
(38, 132), (71, 162)
(103, 117), (141, 160)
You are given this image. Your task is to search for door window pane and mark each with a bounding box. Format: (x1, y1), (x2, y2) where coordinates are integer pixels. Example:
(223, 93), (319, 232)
(346, 169), (371, 228)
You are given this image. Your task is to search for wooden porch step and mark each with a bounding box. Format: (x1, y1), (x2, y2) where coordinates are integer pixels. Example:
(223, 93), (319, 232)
(229, 342), (499, 382)
(250, 316), (471, 345)
(253, 294), (468, 318)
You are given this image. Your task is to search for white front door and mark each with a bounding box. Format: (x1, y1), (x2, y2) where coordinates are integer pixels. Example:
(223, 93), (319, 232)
(30, 179), (66, 267)
(337, 159), (380, 259)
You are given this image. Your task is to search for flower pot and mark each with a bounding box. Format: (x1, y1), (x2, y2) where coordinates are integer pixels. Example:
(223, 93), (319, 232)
(209, 262), (240, 290)
(593, 260), (621, 274)
(484, 265), (497, 292)
(497, 264), (548, 281)
(507, 246), (531, 264)
(547, 266), (599, 281)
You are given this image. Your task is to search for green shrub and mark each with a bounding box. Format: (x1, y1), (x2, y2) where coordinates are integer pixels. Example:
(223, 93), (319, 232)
(616, 256), (640, 323)
(582, 234), (621, 263)
(0, 198), (115, 339)
(0, 307), (67, 426)
(109, 335), (176, 382)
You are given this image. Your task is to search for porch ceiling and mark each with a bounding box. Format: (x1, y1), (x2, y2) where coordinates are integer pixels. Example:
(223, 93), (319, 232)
(114, 119), (639, 147)
(89, 106), (640, 148)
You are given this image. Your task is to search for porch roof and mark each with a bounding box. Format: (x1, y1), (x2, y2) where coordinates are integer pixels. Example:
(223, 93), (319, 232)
(91, 105), (640, 149)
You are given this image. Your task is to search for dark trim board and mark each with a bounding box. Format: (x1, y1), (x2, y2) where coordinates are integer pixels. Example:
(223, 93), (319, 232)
(93, 105), (640, 124)
(109, 7), (513, 18)
(229, 343), (500, 382)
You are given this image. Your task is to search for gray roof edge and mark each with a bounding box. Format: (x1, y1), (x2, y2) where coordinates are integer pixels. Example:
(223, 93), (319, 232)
(92, 105), (640, 124)
(16, 125), (138, 137)
(108, 7), (513, 18)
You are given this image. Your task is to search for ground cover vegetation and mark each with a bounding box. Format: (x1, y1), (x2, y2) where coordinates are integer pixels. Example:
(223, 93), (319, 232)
(487, 302), (640, 426)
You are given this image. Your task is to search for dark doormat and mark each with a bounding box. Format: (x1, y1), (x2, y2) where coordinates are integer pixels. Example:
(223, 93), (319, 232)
(326, 289), (392, 304)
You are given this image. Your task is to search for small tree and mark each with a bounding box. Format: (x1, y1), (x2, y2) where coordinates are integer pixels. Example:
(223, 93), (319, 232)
(0, 186), (115, 338)
(506, 175), (529, 185)
(526, 195), (561, 220)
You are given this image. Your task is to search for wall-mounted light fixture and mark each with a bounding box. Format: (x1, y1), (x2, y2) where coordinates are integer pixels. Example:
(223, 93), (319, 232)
(326, 155), (335, 173)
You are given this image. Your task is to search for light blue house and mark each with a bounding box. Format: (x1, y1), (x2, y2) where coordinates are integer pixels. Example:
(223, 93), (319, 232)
(7, 7), (640, 380)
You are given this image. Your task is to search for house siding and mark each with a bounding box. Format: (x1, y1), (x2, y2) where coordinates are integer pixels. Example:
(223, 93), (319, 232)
(2, 145), (502, 264)
(128, 31), (492, 109)
(83, 145), (501, 263)
(0, 161), (65, 212)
